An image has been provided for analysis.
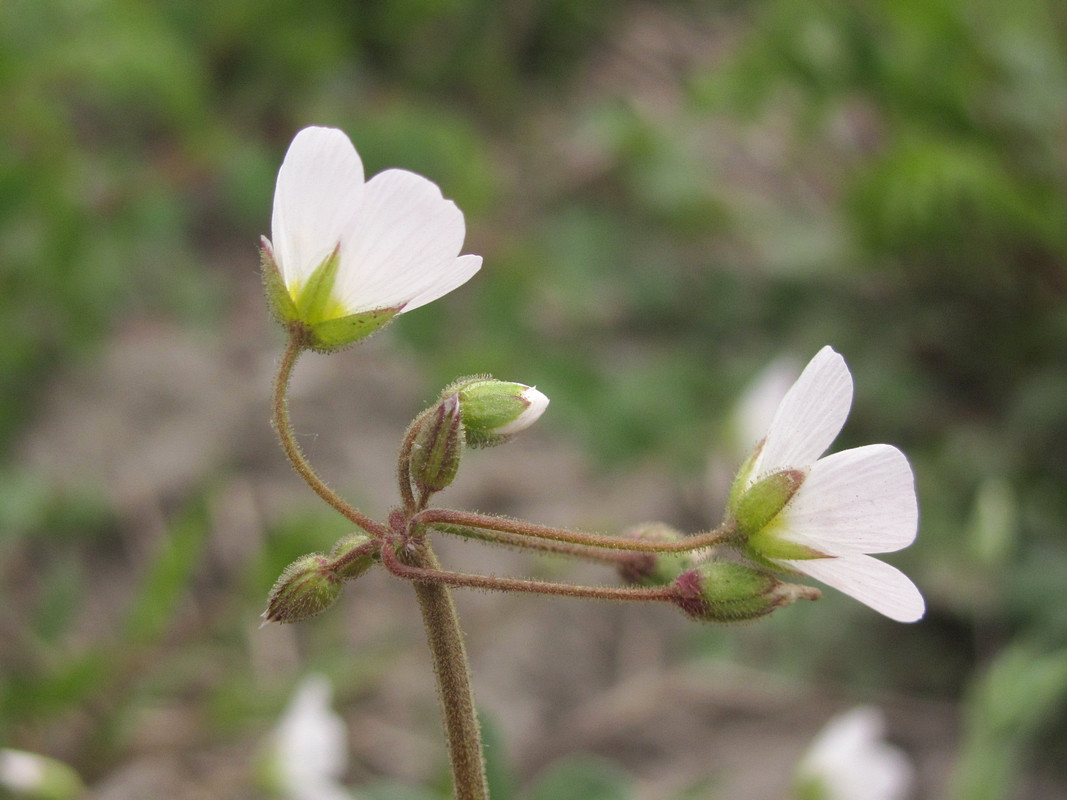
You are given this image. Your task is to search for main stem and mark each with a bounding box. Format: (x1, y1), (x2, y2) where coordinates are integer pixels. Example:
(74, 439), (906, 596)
(405, 542), (488, 800)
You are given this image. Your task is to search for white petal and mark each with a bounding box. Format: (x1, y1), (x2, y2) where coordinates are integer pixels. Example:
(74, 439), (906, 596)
(775, 445), (918, 555)
(493, 385), (550, 435)
(799, 707), (913, 800)
(275, 675), (348, 784)
(403, 253), (482, 312)
(802, 706), (887, 769)
(755, 346), (853, 476)
(272, 127), (365, 289)
(334, 168), (473, 313)
(781, 553), (925, 622)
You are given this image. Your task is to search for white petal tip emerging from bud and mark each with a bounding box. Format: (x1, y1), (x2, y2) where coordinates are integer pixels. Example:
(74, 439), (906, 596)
(492, 386), (550, 436)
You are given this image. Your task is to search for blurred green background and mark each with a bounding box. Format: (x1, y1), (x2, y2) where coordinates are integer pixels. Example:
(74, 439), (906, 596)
(2, 0), (1067, 798)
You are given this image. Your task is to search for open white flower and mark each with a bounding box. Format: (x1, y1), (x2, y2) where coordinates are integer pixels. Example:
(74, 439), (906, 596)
(730, 346), (924, 622)
(794, 706), (914, 800)
(261, 126), (482, 350)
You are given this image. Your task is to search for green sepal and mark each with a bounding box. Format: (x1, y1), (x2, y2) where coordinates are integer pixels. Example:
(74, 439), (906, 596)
(308, 307), (401, 352)
(727, 441), (764, 513)
(293, 247), (342, 324)
(260, 241), (401, 351)
(263, 553), (342, 624)
(673, 561), (820, 623)
(462, 387), (526, 431)
(260, 240), (299, 325)
(617, 523), (692, 587)
(444, 375), (533, 448)
(732, 468), (806, 535)
(746, 526), (828, 561)
(409, 393), (465, 493)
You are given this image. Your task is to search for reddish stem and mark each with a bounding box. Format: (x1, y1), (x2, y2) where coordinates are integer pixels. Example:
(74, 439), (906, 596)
(426, 522), (632, 565)
(414, 508), (731, 553)
(272, 338), (390, 539)
(381, 545), (677, 603)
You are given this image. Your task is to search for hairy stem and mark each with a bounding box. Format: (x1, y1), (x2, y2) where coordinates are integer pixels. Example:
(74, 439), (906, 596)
(415, 508), (732, 553)
(427, 523), (633, 565)
(272, 337), (390, 538)
(383, 545), (678, 603)
(396, 417), (420, 513)
(401, 542), (488, 800)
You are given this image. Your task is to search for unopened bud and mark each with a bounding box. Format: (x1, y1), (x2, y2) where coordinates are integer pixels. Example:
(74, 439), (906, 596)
(617, 523), (691, 586)
(447, 376), (549, 448)
(410, 393), (465, 493)
(672, 561), (820, 623)
(329, 533), (378, 580)
(262, 554), (342, 625)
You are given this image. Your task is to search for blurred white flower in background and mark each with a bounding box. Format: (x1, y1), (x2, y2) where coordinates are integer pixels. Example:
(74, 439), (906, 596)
(270, 674), (354, 800)
(0, 748), (84, 800)
(731, 356), (802, 455)
(794, 706), (914, 800)
(707, 354), (800, 512)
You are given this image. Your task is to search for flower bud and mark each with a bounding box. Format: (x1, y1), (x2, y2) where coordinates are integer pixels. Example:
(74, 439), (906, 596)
(616, 523), (691, 586)
(262, 554), (342, 625)
(446, 376), (549, 448)
(328, 533), (378, 580)
(409, 393), (465, 493)
(672, 561), (821, 623)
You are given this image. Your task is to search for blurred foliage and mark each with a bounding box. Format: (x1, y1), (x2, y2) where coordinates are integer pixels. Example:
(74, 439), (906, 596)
(949, 645), (1067, 800)
(2, 0), (1067, 796)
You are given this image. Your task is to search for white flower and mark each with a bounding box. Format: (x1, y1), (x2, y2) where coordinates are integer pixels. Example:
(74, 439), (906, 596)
(795, 706), (914, 800)
(733, 346), (924, 623)
(0, 748), (83, 799)
(262, 126), (482, 348)
(272, 674), (353, 800)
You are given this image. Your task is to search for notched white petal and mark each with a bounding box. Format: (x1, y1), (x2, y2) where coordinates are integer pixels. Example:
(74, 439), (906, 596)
(272, 127), (366, 290)
(776, 444), (918, 555)
(335, 168), (472, 313)
(757, 346), (853, 476)
(403, 254), (482, 312)
(783, 553), (925, 622)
